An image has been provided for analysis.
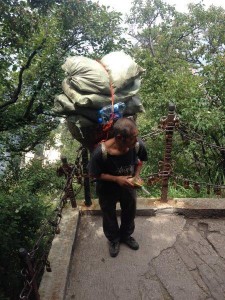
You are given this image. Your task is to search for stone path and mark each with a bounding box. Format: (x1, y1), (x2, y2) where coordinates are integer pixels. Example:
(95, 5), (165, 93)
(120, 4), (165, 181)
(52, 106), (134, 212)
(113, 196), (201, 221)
(64, 215), (225, 300)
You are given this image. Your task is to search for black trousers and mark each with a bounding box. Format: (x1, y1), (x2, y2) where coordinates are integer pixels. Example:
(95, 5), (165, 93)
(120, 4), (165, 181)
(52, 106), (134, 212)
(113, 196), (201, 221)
(98, 186), (137, 242)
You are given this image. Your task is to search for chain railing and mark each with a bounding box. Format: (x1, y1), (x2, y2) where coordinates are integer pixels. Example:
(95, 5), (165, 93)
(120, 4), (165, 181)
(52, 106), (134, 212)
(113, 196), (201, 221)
(19, 147), (86, 300)
(176, 125), (225, 152)
(170, 173), (225, 196)
(143, 104), (225, 201)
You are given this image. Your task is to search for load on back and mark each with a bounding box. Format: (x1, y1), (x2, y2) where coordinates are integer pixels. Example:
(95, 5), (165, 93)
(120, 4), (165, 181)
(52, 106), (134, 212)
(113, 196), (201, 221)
(53, 51), (145, 151)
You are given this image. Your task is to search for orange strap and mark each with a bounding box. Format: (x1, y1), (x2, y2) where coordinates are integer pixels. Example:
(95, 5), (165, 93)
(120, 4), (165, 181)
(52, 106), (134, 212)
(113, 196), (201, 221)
(102, 119), (114, 132)
(96, 60), (116, 143)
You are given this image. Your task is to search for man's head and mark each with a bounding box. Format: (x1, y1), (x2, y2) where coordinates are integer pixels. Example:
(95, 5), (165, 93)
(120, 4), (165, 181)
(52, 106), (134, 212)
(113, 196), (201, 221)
(113, 117), (138, 149)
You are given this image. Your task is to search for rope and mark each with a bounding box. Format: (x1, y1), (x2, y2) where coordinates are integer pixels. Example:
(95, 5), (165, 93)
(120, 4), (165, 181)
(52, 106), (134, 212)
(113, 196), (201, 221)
(97, 60), (115, 135)
(97, 60), (115, 114)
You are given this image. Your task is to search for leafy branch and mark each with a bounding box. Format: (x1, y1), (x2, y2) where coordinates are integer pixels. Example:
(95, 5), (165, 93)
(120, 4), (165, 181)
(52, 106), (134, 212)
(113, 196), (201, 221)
(0, 40), (46, 111)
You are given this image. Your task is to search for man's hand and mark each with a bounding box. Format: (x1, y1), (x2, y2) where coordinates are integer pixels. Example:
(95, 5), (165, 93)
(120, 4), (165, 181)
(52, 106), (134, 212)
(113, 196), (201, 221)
(115, 176), (135, 187)
(132, 176), (144, 187)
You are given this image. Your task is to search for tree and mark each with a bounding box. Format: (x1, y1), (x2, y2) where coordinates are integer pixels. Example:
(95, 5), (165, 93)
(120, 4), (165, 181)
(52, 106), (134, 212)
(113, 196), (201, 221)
(0, 0), (127, 160)
(127, 0), (225, 185)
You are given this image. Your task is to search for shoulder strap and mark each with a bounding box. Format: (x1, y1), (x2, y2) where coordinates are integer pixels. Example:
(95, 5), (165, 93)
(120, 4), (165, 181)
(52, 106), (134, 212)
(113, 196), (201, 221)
(101, 142), (108, 161)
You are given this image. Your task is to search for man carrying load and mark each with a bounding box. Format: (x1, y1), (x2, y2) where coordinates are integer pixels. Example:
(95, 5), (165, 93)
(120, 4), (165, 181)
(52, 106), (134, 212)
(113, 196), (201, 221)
(89, 118), (147, 257)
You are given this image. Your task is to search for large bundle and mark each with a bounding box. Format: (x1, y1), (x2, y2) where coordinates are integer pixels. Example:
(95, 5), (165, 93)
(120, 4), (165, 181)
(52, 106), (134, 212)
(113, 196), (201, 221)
(53, 51), (145, 150)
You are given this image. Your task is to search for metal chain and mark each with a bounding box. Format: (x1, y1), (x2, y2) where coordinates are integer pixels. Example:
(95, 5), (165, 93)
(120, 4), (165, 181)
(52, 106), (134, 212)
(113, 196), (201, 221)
(141, 128), (165, 141)
(171, 173), (225, 190)
(176, 123), (225, 152)
(19, 147), (85, 300)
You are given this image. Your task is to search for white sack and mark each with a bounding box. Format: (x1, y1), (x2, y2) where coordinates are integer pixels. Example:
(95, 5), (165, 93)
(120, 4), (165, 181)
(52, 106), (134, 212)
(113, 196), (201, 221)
(53, 94), (75, 114)
(100, 51), (145, 92)
(62, 56), (110, 94)
(66, 115), (103, 151)
(124, 96), (145, 115)
(61, 79), (140, 109)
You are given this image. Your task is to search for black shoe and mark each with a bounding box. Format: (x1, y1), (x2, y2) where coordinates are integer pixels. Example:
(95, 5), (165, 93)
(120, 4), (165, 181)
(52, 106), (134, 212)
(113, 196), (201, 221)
(109, 241), (120, 257)
(121, 236), (139, 250)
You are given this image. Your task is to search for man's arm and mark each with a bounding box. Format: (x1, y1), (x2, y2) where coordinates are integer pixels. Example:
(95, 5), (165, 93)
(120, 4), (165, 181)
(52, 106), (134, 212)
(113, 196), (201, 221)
(132, 139), (148, 186)
(131, 160), (144, 187)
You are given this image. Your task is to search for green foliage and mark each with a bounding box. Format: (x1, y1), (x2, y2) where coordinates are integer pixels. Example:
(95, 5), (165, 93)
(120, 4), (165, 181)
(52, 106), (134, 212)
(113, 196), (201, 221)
(129, 0), (225, 187)
(19, 160), (63, 193)
(0, 0), (127, 160)
(54, 119), (81, 163)
(0, 160), (63, 299)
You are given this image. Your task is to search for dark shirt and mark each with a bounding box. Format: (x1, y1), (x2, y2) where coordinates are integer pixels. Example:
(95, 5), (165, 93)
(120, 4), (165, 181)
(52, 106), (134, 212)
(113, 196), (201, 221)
(89, 139), (148, 194)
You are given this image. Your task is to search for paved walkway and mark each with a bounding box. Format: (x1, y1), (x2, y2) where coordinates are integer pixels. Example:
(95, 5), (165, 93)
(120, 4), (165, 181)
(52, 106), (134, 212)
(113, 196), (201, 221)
(65, 215), (225, 300)
(39, 198), (225, 300)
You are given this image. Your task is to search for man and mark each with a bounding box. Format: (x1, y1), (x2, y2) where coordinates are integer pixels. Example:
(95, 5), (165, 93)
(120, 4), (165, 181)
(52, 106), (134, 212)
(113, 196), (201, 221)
(56, 156), (77, 208)
(89, 117), (148, 257)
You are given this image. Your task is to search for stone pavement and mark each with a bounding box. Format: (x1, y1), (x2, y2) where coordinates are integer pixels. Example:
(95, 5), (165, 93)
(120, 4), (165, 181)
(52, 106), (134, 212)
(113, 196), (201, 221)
(39, 198), (225, 300)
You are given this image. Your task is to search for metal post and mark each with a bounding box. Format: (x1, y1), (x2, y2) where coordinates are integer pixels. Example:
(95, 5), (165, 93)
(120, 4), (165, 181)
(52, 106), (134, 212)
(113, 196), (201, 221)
(19, 248), (40, 300)
(82, 147), (92, 207)
(160, 103), (176, 202)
